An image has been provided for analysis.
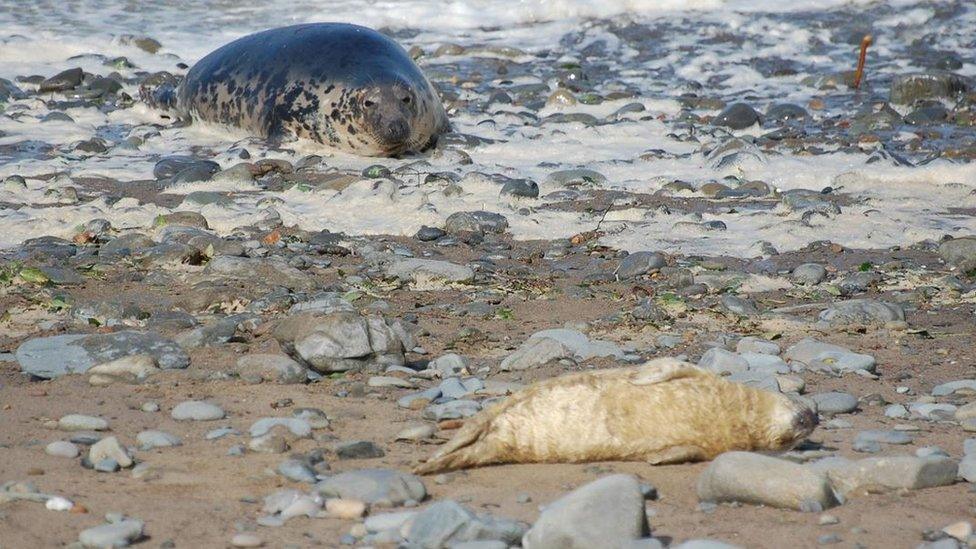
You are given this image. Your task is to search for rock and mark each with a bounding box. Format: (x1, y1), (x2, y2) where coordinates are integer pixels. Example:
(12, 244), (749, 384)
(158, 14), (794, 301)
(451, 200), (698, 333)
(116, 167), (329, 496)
(46, 441), (80, 458)
(721, 295), (758, 317)
(274, 312), (405, 373)
(765, 103), (809, 124)
(16, 331), (189, 379)
(424, 400), (482, 421)
(735, 337), (780, 356)
(811, 392), (858, 416)
(500, 337), (571, 371)
(942, 521), (973, 541)
(616, 252), (666, 279)
(739, 353), (789, 374)
(89, 436), (133, 468)
(818, 299), (904, 327)
(522, 474), (649, 549)
(824, 456), (958, 496)
(415, 226), (446, 241)
(278, 459), (317, 483)
(889, 71), (972, 104)
(501, 329), (624, 371)
(853, 430), (912, 453)
(336, 440), (385, 459)
(885, 404), (909, 418)
(236, 354), (307, 384)
(78, 519), (144, 548)
(87, 354), (159, 385)
(325, 498), (367, 519)
(500, 178), (539, 199)
(938, 236), (976, 272)
(404, 500), (526, 548)
(696, 452), (838, 511)
(698, 348), (749, 375)
(59, 414), (108, 431)
(231, 533), (264, 547)
(932, 380), (976, 397)
(39, 67), (83, 92)
(429, 354), (468, 377)
(713, 103), (761, 129)
(250, 418), (312, 439)
(292, 408), (330, 429)
(396, 423), (436, 442)
(546, 169), (606, 188)
(136, 430), (182, 449)
(793, 263), (827, 285)
(784, 339), (876, 374)
(315, 469), (427, 506)
(171, 400), (225, 421)
(445, 211), (509, 235)
(388, 258), (475, 287)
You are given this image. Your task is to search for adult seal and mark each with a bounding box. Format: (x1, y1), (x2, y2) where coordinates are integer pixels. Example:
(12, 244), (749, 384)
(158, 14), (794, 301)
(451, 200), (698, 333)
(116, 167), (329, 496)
(145, 23), (450, 156)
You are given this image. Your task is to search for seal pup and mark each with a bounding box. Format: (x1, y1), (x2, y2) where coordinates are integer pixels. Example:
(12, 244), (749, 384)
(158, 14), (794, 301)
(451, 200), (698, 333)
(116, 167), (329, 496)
(414, 358), (816, 474)
(143, 23), (450, 156)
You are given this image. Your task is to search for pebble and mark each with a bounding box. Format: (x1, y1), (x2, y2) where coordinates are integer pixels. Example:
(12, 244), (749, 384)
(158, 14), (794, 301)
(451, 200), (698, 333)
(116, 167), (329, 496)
(315, 468), (426, 506)
(249, 417), (312, 439)
(236, 354), (307, 384)
(823, 456), (959, 497)
(171, 400), (225, 421)
(58, 414), (109, 431)
(793, 263), (827, 285)
(45, 441), (80, 458)
(231, 533), (264, 547)
(404, 499), (525, 547)
(811, 392), (858, 416)
(89, 436), (133, 468)
(78, 519), (144, 548)
(136, 430), (182, 449)
(713, 103), (761, 129)
(735, 337), (780, 356)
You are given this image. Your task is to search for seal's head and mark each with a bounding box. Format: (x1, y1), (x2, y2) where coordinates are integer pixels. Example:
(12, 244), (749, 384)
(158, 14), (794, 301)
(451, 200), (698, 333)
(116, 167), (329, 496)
(353, 80), (440, 155)
(765, 395), (818, 450)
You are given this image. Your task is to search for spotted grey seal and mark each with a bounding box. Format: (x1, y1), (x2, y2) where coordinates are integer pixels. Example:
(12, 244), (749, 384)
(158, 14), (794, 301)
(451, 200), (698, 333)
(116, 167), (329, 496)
(145, 23), (449, 156)
(414, 358), (816, 474)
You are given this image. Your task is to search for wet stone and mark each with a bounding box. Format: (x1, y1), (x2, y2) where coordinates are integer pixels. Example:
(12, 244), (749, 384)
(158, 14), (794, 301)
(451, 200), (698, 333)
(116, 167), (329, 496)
(713, 103), (761, 129)
(39, 67), (84, 92)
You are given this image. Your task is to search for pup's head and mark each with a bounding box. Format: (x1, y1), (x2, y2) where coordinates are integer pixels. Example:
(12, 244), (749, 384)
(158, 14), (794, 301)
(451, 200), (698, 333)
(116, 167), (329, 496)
(766, 395), (818, 450)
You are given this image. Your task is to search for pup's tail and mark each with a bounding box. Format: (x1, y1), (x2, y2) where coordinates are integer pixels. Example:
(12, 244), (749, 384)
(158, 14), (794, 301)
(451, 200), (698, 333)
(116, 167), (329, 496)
(138, 71), (181, 111)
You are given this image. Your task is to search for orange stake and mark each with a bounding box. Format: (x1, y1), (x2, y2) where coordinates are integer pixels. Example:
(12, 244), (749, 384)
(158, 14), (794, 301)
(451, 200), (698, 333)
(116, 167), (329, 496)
(853, 34), (873, 90)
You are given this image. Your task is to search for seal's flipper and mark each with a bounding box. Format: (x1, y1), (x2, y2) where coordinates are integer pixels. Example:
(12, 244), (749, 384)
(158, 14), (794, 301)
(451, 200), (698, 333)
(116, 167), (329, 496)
(645, 445), (706, 465)
(412, 412), (500, 475)
(629, 358), (704, 386)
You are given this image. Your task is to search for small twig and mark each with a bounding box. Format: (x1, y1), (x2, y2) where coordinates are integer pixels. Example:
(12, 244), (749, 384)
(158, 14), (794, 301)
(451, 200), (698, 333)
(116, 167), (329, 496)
(853, 34), (873, 90)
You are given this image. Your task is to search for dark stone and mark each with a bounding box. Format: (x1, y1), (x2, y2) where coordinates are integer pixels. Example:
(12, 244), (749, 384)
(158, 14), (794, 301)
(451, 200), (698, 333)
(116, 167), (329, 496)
(39, 68), (84, 93)
(713, 103), (761, 129)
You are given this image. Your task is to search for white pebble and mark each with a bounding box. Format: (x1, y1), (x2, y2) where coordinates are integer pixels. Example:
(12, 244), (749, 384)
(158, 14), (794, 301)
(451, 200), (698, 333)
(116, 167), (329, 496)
(45, 496), (74, 511)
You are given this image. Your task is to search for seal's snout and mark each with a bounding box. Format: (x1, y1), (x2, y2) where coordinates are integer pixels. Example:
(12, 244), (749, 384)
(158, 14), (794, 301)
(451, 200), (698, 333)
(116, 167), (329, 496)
(792, 406), (818, 438)
(384, 118), (410, 144)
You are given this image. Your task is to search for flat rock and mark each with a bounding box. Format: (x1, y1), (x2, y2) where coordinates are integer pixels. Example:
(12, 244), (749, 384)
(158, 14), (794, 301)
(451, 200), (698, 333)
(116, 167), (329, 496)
(522, 474), (649, 549)
(783, 339), (876, 374)
(59, 414), (108, 431)
(696, 452), (838, 511)
(236, 354), (307, 384)
(171, 400), (225, 421)
(938, 236), (976, 272)
(698, 348), (749, 375)
(404, 500), (525, 547)
(136, 430), (182, 449)
(824, 456), (958, 497)
(388, 258), (474, 288)
(89, 436), (133, 468)
(818, 299), (904, 327)
(811, 392), (858, 416)
(315, 468), (427, 506)
(17, 331), (189, 379)
(78, 519), (144, 548)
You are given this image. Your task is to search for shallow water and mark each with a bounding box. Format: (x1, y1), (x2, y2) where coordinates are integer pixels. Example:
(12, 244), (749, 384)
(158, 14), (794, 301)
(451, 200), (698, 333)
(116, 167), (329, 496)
(0, 0), (974, 255)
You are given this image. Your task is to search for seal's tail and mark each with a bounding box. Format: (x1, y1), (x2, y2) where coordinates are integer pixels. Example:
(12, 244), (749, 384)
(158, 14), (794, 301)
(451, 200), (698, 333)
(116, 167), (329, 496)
(138, 71), (181, 111)
(413, 412), (497, 475)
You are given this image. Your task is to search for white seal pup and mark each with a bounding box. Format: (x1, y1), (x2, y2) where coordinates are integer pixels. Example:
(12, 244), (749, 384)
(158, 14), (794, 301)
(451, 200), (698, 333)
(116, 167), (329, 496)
(143, 23), (450, 156)
(414, 358), (817, 474)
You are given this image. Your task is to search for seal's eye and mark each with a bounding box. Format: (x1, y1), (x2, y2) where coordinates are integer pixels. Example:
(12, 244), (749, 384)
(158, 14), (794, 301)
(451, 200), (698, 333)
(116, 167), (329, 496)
(363, 100), (375, 108)
(402, 96), (411, 104)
